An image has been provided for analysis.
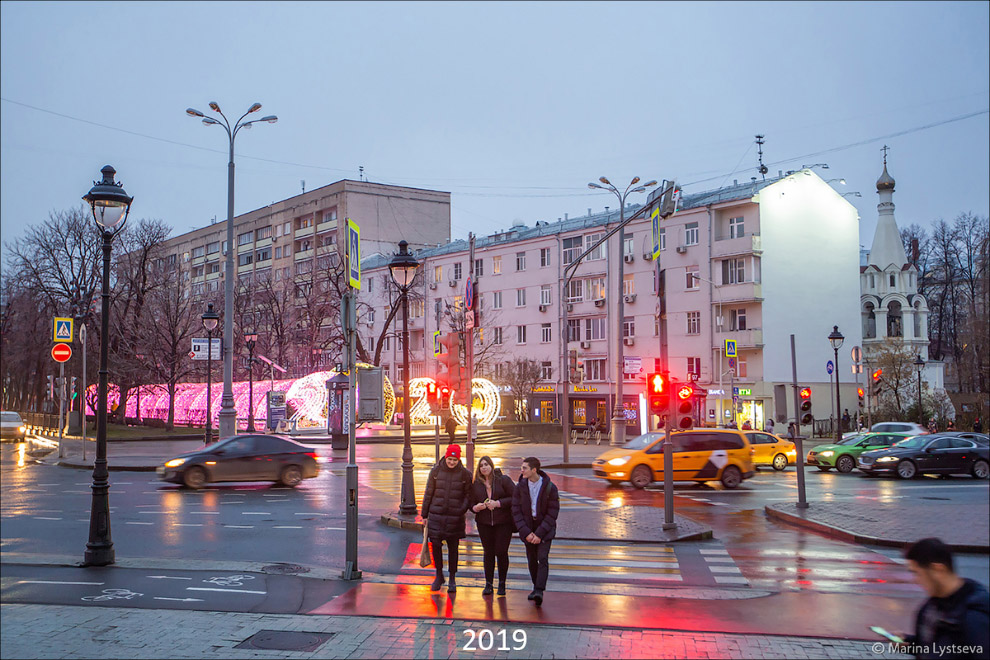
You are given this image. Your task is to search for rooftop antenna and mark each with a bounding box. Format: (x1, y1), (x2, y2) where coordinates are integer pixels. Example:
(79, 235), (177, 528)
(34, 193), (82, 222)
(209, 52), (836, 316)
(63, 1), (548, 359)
(755, 135), (769, 181)
(301, 180), (306, 194)
(359, 166), (365, 182)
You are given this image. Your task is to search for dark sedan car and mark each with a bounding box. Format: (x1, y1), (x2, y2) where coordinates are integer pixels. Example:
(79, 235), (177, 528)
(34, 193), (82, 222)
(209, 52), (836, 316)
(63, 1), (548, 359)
(857, 433), (990, 479)
(157, 435), (319, 489)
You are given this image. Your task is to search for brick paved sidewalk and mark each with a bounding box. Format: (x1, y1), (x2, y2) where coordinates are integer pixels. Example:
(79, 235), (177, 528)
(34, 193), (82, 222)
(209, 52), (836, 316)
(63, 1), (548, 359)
(766, 499), (990, 552)
(0, 604), (910, 659)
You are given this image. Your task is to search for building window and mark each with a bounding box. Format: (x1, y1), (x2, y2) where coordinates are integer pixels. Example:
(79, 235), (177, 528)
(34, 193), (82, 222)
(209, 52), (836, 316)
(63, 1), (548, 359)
(410, 299), (424, 317)
(687, 357), (701, 376)
(492, 255), (501, 275)
(584, 317), (606, 341)
(623, 236), (634, 257)
(435, 299), (442, 316)
(297, 216), (313, 230)
(323, 207), (337, 223)
(192, 246), (205, 259)
(255, 248), (271, 262)
(434, 265), (442, 283)
(274, 246), (282, 259)
(516, 325), (527, 344)
(516, 288), (526, 307)
(566, 280), (583, 303)
(540, 247), (551, 267)
(209, 262), (221, 274)
(516, 251), (526, 271)
(686, 266), (699, 290)
(737, 354), (748, 378)
(207, 241), (220, 255)
(623, 316), (635, 338)
(540, 361), (553, 380)
(685, 222), (699, 246)
(540, 285), (552, 306)
(318, 233), (336, 248)
(729, 216), (744, 239)
(283, 222), (291, 236)
(475, 258), (484, 277)
(296, 259), (313, 275)
(366, 277), (374, 293)
(238, 252), (254, 266)
(623, 274), (634, 296)
(586, 277), (606, 301)
(493, 327), (503, 345)
(562, 236), (582, 265)
(722, 258), (745, 285)
(541, 323), (552, 343)
(585, 232), (605, 261)
(492, 291), (502, 309)
(283, 244), (291, 257)
(567, 319), (581, 342)
(889, 273), (896, 287)
(586, 358), (606, 381)
(658, 227), (666, 251)
(257, 226), (272, 240)
(453, 263), (462, 280)
(730, 308), (747, 331)
(192, 265), (205, 278)
(238, 231), (254, 246)
(687, 311), (701, 335)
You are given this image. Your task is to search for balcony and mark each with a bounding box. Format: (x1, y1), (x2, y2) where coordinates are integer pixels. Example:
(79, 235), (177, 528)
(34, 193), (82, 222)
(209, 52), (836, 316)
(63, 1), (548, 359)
(712, 233), (762, 258)
(719, 328), (764, 348)
(316, 219), (338, 234)
(294, 249), (314, 261)
(720, 282), (763, 303)
(294, 224), (314, 236)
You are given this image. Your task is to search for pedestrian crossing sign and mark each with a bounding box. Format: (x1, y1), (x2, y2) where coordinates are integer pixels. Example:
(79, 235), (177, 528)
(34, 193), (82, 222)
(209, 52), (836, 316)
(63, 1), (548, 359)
(53, 317), (73, 343)
(725, 339), (737, 358)
(433, 331), (442, 356)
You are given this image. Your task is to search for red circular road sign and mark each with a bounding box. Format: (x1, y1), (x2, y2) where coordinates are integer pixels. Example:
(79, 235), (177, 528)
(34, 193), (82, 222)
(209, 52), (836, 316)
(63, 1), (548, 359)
(51, 343), (72, 363)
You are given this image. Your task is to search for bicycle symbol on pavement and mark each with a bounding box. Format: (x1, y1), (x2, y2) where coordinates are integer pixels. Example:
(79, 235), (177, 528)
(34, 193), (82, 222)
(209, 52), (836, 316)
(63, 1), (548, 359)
(81, 588), (144, 602)
(203, 575), (256, 587)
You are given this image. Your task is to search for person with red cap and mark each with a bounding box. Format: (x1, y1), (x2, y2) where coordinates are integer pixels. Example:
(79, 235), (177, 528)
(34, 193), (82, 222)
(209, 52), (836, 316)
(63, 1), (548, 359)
(422, 443), (472, 593)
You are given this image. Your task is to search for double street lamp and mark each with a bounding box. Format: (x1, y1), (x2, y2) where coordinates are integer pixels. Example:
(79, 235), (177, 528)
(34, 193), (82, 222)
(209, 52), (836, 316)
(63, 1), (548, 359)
(828, 325), (845, 443)
(587, 176), (656, 447)
(389, 240), (419, 516)
(82, 165), (133, 567)
(914, 354), (926, 425)
(202, 304), (219, 444)
(187, 101), (277, 441)
(245, 333), (258, 432)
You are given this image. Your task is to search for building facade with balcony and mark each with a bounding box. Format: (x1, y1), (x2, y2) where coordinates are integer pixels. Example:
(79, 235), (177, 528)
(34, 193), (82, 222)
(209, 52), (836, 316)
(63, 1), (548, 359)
(360, 169), (862, 432)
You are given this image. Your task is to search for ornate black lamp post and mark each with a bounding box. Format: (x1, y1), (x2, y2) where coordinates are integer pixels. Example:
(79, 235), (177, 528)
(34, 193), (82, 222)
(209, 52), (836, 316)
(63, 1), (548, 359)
(82, 165), (133, 567)
(914, 354), (925, 425)
(245, 333), (258, 432)
(828, 325), (845, 443)
(202, 303), (219, 444)
(389, 240), (419, 516)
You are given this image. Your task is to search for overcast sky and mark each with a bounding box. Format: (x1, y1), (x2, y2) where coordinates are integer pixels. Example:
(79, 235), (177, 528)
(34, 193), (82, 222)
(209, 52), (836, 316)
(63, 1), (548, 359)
(2, 1), (987, 255)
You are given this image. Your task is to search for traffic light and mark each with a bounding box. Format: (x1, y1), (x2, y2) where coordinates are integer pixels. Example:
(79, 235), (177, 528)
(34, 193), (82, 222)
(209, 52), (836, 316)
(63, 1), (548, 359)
(676, 383), (694, 429)
(799, 387), (813, 425)
(71, 377), (78, 401)
(437, 332), (462, 398)
(857, 387), (865, 409)
(426, 381), (438, 412)
(47, 375), (53, 399)
(872, 368), (883, 382)
(647, 372), (669, 417)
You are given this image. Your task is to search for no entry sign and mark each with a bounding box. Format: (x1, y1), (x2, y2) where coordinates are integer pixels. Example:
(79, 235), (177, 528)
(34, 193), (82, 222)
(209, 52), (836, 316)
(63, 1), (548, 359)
(52, 343), (72, 363)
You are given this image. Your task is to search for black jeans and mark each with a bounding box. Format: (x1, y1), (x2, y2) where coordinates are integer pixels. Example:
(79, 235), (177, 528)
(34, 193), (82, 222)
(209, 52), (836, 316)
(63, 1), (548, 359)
(524, 539), (552, 591)
(477, 523), (513, 585)
(430, 538), (459, 576)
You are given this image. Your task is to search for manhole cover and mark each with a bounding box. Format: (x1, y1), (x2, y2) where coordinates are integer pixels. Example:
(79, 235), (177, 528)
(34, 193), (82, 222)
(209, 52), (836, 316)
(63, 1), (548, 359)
(261, 563), (310, 575)
(235, 630), (334, 652)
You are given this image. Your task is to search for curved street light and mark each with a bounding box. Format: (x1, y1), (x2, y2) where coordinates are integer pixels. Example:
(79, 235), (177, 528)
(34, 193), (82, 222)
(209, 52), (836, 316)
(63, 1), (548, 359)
(389, 240), (420, 516)
(586, 177), (657, 447)
(201, 303), (220, 444)
(828, 325), (845, 443)
(186, 102), (277, 442)
(914, 354), (926, 425)
(81, 165), (133, 567)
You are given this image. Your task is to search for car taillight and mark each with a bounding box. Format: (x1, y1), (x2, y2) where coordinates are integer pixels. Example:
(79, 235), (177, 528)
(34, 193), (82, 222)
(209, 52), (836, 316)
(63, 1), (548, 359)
(306, 452), (318, 460)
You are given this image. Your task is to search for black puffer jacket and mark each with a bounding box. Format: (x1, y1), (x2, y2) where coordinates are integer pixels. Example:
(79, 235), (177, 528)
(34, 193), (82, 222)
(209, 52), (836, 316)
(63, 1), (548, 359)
(421, 460), (472, 540)
(512, 470), (560, 543)
(469, 469), (516, 528)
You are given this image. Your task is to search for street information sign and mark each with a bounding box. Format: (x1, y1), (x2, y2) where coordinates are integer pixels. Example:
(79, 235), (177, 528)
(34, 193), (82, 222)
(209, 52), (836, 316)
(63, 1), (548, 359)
(623, 356), (642, 374)
(53, 317), (73, 343)
(191, 338), (222, 360)
(347, 218), (361, 289)
(851, 345), (862, 363)
(826, 360), (834, 375)
(725, 339), (737, 358)
(52, 343), (72, 363)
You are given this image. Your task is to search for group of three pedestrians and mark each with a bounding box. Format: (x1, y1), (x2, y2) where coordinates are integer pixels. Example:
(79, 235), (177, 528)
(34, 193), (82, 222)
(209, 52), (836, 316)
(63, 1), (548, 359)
(420, 444), (559, 606)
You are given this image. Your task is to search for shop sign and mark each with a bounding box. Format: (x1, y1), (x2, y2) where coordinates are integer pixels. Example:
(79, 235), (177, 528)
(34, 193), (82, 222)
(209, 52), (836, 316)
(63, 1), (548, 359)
(531, 385), (556, 393)
(573, 385), (598, 393)
(738, 388), (752, 396)
(707, 388), (725, 396)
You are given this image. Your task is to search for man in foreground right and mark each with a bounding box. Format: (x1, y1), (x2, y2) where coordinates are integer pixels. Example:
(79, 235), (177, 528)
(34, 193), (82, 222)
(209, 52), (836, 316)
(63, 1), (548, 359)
(511, 456), (559, 607)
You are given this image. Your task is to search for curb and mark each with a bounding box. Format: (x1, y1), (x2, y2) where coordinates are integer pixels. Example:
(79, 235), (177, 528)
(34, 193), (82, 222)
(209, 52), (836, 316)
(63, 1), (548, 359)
(49, 459), (158, 472)
(765, 505), (990, 554)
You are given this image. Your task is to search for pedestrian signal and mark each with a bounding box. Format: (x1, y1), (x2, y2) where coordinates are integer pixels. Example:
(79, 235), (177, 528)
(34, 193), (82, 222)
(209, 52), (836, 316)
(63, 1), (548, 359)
(647, 373), (669, 416)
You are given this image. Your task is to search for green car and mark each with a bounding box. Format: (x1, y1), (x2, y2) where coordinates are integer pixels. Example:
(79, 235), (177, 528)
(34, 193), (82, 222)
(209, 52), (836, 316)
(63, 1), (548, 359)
(806, 433), (910, 473)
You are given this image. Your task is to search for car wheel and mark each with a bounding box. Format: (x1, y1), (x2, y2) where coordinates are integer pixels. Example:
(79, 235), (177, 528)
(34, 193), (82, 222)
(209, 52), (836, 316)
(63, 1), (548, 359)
(972, 459), (989, 480)
(772, 454), (788, 471)
(720, 465), (742, 489)
(183, 466), (207, 489)
(817, 466), (832, 472)
(630, 465), (652, 489)
(896, 460), (917, 479)
(836, 455), (855, 474)
(280, 465), (303, 487)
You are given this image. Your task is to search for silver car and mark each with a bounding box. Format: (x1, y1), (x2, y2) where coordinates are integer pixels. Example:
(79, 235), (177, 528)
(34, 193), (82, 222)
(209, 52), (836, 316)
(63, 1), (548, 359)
(870, 421), (929, 436)
(1, 411), (27, 441)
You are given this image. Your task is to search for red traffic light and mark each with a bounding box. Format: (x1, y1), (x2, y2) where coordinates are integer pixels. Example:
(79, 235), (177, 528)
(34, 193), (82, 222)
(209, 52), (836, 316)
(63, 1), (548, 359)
(799, 387), (812, 399)
(649, 373), (666, 395)
(676, 385), (693, 400)
(857, 387), (864, 398)
(872, 368), (883, 381)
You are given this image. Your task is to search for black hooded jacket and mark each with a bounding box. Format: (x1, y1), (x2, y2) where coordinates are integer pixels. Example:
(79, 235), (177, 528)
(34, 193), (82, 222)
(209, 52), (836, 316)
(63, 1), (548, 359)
(421, 459), (472, 540)
(469, 468), (516, 528)
(908, 578), (990, 660)
(511, 469), (560, 543)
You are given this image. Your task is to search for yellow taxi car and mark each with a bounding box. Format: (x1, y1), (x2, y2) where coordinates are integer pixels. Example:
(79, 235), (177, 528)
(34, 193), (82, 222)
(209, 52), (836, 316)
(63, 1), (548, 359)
(743, 431), (797, 471)
(592, 429), (756, 489)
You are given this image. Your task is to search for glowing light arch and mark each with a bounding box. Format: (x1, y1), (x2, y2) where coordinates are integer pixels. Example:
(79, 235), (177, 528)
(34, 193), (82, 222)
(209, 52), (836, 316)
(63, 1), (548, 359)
(403, 377), (502, 427)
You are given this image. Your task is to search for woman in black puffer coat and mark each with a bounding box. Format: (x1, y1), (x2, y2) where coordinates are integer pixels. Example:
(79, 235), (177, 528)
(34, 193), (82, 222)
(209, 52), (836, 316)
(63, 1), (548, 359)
(421, 443), (472, 593)
(469, 456), (516, 596)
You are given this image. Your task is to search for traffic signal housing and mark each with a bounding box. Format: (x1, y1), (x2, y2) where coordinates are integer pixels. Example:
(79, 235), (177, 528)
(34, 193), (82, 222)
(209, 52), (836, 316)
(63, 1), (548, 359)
(438, 384), (451, 410)
(437, 332), (462, 399)
(675, 383), (694, 429)
(647, 372), (669, 418)
(799, 387), (813, 425)
(857, 387), (865, 409)
(426, 381), (438, 413)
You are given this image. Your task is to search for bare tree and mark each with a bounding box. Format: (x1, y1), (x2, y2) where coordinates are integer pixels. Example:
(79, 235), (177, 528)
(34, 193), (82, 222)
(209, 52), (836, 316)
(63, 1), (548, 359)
(501, 357), (543, 421)
(872, 337), (921, 419)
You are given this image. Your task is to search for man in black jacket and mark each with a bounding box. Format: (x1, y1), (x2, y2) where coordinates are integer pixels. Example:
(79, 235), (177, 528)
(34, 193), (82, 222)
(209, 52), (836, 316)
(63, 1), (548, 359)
(511, 456), (559, 607)
(902, 537), (990, 659)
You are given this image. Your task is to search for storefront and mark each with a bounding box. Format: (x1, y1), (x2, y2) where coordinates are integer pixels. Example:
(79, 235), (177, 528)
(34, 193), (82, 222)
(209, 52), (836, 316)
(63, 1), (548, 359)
(568, 386), (609, 430)
(530, 385), (558, 424)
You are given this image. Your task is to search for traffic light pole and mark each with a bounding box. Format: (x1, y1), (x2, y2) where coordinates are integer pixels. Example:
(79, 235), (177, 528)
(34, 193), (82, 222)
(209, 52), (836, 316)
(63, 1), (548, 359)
(465, 234), (475, 473)
(790, 334), (808, 509)
(58, 362), (65, 458)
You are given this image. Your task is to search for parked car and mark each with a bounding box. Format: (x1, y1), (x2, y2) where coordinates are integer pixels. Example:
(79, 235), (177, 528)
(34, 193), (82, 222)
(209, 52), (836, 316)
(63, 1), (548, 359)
(870, 421), (929, 436)
(806, 432), (909, 473)
(745, 431), (797, 471)
(157, 434), (319, 489)
(593, 429), (755, 489)
(858, 433), (990, 479)
(939, 431), (989, 446)
(1, 411), (27, 441)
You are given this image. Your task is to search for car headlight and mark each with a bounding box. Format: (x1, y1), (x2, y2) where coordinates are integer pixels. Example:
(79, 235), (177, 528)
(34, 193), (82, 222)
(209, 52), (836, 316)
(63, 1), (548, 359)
(164, 458), (186, 468)
(875, 456), (898, 463)
(18, 426), (26, 433)
(606, 456), (631, 466)
(820, 451), (834, 457)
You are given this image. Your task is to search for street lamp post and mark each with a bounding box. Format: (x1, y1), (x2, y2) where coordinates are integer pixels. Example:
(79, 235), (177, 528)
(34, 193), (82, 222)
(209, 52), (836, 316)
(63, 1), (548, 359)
(246, 333), (258, 432)
(389, 240), (420, 516)
(187, 102), (277, 441)
(914, 354), (925, 425)
(82, 165), (133, 567)
(587, 177), (657, 447)
(828, 325), (845, 444)
(202, 304), (219, 444)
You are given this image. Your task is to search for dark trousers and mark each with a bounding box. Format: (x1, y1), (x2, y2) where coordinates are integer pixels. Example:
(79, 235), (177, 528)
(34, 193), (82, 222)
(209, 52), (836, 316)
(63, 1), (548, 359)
(523, 539), (552, 591)
(477, 523), (513, 585)
(430, 538), (459, 576)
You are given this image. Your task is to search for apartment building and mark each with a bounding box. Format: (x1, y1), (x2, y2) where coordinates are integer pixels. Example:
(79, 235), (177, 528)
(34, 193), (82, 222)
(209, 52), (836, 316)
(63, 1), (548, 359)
(361, 169), (862, 432)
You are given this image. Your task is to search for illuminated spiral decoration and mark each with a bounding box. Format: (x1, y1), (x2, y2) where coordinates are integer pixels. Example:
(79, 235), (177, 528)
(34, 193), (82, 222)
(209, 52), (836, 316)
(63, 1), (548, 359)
(453, 378), (502, 427)
(408, 377), (436, 425)
(288, 364), (395, 427)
